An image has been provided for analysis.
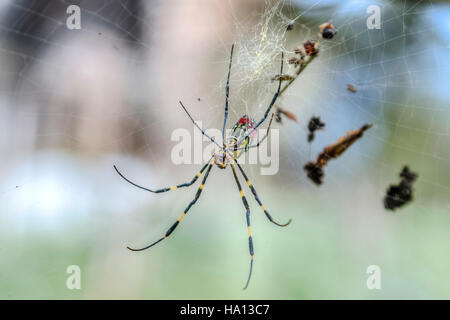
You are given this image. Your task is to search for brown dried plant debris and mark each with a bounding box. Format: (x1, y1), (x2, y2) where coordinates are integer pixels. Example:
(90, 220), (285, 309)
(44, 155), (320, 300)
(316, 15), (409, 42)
(303, 40), (319, 56)
(274, 105), (298, 124)
(280, 40), (319, 97)
(347, 84), (357, 93)
(294, 46), (306, 57)
(294, 40), (319, 57)
(287, 21), (294, 31)
(319, 22), (337, 39)
(304, 123), (373, 185)
(307, 116), (325, 142)
(288, 56), (304, 66)
(271, 74), (295, 82)
(384, 166), (418, 211)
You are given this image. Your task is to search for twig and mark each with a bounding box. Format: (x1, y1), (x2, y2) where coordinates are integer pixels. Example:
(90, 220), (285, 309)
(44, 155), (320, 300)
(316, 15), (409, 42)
(279, 54), (318, 97)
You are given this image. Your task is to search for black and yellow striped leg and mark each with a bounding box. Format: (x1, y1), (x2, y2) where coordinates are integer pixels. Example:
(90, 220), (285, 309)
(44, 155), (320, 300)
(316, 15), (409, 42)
(242, 113), (274, 151)
(252, 51), (284, 131)
(230, 163), (254, 290)
(236, 52), (284, 147)
(221, 44), (234, 143)
(179, 101), (222, 149)
(113, 156), (212, 194)
(236, 163), (292, 227)
(127, 159), (215, 252)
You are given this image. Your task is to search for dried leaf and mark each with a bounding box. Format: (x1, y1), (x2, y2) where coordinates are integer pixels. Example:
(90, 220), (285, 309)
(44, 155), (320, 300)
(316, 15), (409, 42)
(304, 123), (372, 185)
(288, 57), (304, 66)
(275, 105), (298, 123)
(347, 84), (357, 93)
(384, 166), (418, 211)
(271, 74), (295, 81)
(303, 40), (319, 56)
(307, 116), (325, 142)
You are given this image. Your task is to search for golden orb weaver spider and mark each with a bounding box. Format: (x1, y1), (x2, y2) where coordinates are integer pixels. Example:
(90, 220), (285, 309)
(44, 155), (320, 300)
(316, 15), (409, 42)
(113, 45), (291, 290)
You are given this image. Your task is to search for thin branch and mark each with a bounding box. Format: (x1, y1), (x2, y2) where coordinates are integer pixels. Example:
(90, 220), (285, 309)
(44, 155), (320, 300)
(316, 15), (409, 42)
(279, 54), (318, 97)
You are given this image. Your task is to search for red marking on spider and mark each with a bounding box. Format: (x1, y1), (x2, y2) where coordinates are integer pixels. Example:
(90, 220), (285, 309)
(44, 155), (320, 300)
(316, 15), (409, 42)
(239, 115), (257, 139)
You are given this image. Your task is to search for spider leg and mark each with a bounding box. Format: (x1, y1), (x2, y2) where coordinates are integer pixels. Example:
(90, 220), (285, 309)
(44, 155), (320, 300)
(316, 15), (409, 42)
(113, 156), (212, 194)
(222, 44), (234, 144)
(236, 163), (292, 227)
(179, 101), (222, 149)
(237, 113), (274, 151)
(230, 163), (254, 290)
(236, 51), (284, 147)
(253, 51), (284, 131)
(127, 158), (215, 251)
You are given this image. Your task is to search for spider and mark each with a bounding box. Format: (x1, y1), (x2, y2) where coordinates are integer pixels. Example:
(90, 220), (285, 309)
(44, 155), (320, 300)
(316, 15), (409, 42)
(113, 45), (291, 290)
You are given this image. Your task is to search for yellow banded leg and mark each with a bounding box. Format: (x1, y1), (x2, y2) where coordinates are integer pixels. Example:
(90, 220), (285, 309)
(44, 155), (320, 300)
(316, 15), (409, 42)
(230, 164), (254, 290)
(236, 163), (291, 227)
(127, 160), (215, 252)
(113, 156), (213, 194)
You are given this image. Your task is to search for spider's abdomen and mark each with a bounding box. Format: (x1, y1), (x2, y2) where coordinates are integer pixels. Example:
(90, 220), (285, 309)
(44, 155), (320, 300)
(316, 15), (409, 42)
(229, 115), (255, 158)
(231, 136), (249, 159)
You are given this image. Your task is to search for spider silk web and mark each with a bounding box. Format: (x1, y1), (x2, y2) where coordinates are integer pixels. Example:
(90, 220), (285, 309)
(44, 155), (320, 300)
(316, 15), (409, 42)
(1, 0), (450, 299)
(209, 0), (450, 210)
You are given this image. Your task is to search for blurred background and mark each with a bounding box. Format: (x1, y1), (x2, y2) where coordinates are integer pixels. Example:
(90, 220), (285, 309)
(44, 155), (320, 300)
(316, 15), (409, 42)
(1, 0), (450, 299)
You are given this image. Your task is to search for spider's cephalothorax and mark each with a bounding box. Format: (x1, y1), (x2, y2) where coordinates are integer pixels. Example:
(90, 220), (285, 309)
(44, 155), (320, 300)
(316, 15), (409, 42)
(114, 45), (291, 290)
(213, 148), (232, 169)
